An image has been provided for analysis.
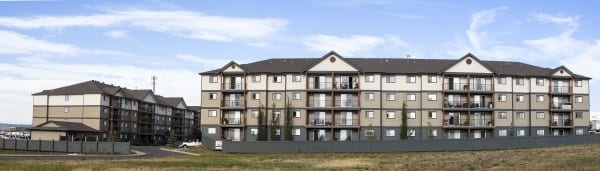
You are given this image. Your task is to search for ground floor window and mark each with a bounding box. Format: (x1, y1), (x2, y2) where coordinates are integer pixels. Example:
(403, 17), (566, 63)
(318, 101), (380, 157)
(499, 130), (507, 136)
(576, 129), (584, 135)
(536, 130), (544, 136)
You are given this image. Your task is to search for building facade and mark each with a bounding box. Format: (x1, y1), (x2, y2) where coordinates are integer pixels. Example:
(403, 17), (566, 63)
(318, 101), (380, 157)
(200, 51), (591, 141)
(31, 80), (201, 145)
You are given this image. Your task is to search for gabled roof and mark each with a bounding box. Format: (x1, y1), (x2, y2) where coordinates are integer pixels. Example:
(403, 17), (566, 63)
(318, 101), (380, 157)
(187, 106), (201, 112)
(156, 96), (187, 108)
(442, 53), (498, 74)
(32, 80), (121, 95)
(303, 51), (363, 72)
(31, 121), (99, 132)
(122, 89), (153, 101)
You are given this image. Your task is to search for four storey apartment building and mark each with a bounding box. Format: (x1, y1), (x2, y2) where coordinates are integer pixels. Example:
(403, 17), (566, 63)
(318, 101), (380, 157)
(200, 51), (590, 141)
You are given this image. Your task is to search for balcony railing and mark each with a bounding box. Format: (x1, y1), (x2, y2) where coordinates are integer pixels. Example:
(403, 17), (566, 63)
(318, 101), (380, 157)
(336, 118), (359, 126)
(551, 86), (571, 93)
(222, 100), (245, 108)
(551, 103), (572, 110)
(551, 119), (572, 126)
(334, 100), (359, 108)
(309, 119), (332, 126)
(308, 81), (333, 90)
(308, 100), (332, 108)
(444, 101), (493, 109)
(444, 83), (470, 91)
(335, 82), (359, 90)
(445, 119), (494, 127)
(222, 117), (243, 125)
(222, 82), (244, 90)
(470, 84), (493, 91)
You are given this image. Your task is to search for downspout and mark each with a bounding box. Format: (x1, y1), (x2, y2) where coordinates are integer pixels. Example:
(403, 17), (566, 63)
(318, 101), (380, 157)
(46, 95), (50, 122)
(529, 78), (532, 137)
(511, 77), (515, 136)
(419, 74), (423, 139)
(379, 73), (383, 140)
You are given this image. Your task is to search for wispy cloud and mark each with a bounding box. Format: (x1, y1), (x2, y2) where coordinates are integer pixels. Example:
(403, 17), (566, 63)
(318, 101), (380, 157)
(104, 30), (128, 39)
(318, 0), (391, 7)
(303, 34), (385, 56)
(0, 10), (288, 43)
(466, 7), (507, 50)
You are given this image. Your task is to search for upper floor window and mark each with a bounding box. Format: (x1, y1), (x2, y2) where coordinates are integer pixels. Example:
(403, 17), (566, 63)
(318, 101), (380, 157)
(498, 77), (507, 85)
(516, 112), (525, 120)
(293, 75), (302, 82)
(406, 94), (416, 101)
(428, 93), (437, 101)
(428, 111), (437, 119)
(515, 78), (525, 86)
(575, 96), (583, 103)
(366, 111), (374, 119)
(536, 78), (544, 86)
(209, 76), (218, 83)
(273, 75), (282, 83)
(273, 93), (282, 100)
(408, 111), (416, 119)
(64, 107), (69, 113)
(365, 93), (374, 101)
(536, 95), (544, 102)
(386, 111), (395, 119)
(208, 110), (217, 117)
(407, 75), (416, 83)
(253, 75), (261, 82)
(365, 75), (375, 82)
(576, 80), (583, 87)
(292, 92), (301, 100)
(386, 75), (396, 83)
(64, 95), (69, 101)
(498, 94), (507, 102)
(209, 93), (217, 100)
(252, 93), (260, 100)
(386, 93), (396, 101)
(516, 95), (525, 102)
(428, 75), (437, 83)
(498, 112), (507, 119)
(576, 112), (583, 119)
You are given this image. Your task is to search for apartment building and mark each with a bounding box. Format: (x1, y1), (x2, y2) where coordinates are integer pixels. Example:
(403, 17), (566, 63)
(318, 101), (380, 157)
(30, 80), (201, 145)
(200, 51), (590, 141)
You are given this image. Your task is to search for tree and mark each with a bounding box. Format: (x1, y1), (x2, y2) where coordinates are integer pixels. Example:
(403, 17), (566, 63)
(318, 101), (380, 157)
(400, 101), (408, 139)
(257, 104), (268, 141)
(270, 102), (281, 141)
(427, 122), (434, 139)
(366, 123), (375, 140)
(284, 100), (293, 141)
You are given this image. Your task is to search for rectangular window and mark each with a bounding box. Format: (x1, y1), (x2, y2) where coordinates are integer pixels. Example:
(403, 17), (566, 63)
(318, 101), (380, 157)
(366, 111), (374, 119)
(430, 129), (437, 137)
(365, 75), (374, 82)
(575, 96), (583, 103)
(250, 129), (258, 135)
(536, 112), (545, 119)
(499, 130), (507, 137)
(536, 95), (544, 102)
(498, 94), (507, 102)
(516, 95), (524, 102)
(386, 75), (395, 83)
(293, 110), (301, 118)
(64, 95), (69, 101)
(64, 107), (69, 113)
(576, 112), (583, 119)
(517, 129), (525, 136)
(206, 128), (216, 134)
(516, 112), (525, 120)
(253, 75), (261, 82)
(516, 78), (525, 86)
(386, 111), (395, 119)
(576, 129), (584, 135)
(536, 78), (544, 86)
(365, 130), (375, 137)
(498, 77), (506, 85)
(252, 93), (260, 100)
(103, 108), (108, 114)
(408, 111), (416, 119)
(292, 92), (301, 100)
(576, 80), (582, 87)
(293, 129), (301, 136)
(365, 93), (374, 101)
(273, 93), (281, 100)
(251, 110), (259, 118)
(408, 129), (416, 137)
(406, 94), (416, 101)
(407, 75), (416, 83)
(293, 75), (302, 82)
(208, 110), (217, 117)
(428, 93), (437, 101)
(428, 75), (437, 83)
(536, 130), (544, 136)
(274, 111), (281, 119)
(209, 93), (217, 100)
(386, 130), (395, 137)
(275, 129), (281, 135)
(209, 76), (218, 83)
(386, 93), (396, 101)
(428, 111), (437, 119)
(273, 75), (282, 83)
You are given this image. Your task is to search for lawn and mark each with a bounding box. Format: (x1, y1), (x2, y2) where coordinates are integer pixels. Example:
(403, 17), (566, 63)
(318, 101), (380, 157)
(1, 144), (600, 171)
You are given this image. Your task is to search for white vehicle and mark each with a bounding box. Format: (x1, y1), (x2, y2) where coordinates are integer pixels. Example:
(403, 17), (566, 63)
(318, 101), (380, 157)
(178, 140), (202, 148)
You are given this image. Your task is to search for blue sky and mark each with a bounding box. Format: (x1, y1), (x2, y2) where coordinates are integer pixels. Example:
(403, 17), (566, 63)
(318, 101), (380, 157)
(0, 0), (598, 124)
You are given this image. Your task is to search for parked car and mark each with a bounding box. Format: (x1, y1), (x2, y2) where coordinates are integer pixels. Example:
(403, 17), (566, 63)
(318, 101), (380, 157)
(178, 140), (201, 148)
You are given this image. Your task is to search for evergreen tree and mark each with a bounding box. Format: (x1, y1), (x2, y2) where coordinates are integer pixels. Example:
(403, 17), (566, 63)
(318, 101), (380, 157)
(427, 122), (434, 139)
(269, 103), (281, 141)
(366, 123), (375, 140)
(257, 104), (267, 141)
(284, 100), (293, 141)
(400, 102), (408, 139)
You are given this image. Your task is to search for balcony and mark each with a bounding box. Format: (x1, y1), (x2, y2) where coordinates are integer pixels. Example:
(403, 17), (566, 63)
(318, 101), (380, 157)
(308, 81), (334, 91)
(308, 118), (333, 126)
(443, 83), (493, 93)
(444, 119), (494, 128)
(550, 119), (573, 127)
(222, 82), (244, 91)
(443, 101), (493, 111)
(308, 99), (333, 108)
(221, 117), (244, 126)
(551, 103), (572, 112)
(550, 86), (571, 94)
(221, 100), (245, 109)
(333, 100), (359, 109)
(336, 118), (359, 127)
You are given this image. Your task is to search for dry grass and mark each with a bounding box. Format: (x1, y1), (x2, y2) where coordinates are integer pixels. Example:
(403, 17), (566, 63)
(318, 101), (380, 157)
(2, 144), (600, 170)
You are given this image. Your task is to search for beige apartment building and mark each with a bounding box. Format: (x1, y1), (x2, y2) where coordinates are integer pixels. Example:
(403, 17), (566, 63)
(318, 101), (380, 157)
(200, 51), (590, 141)
(31, 80), (201, 145)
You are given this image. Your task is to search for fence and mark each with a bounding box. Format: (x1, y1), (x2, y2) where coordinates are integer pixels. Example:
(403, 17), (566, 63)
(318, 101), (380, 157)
(222, 135), (600, 153)
(0, 139), (131, 154)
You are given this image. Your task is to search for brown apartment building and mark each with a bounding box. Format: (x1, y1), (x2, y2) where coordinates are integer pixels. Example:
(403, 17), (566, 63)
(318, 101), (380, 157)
(199, 51), (590, 141)
(30, 80), (201, 145)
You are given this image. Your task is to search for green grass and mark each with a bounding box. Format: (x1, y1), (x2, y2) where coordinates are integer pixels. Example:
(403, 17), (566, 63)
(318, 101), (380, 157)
(2, 144), (600, 170)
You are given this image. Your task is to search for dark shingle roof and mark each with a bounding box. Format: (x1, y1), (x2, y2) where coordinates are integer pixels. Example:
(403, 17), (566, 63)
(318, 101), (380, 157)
(31, 121), (99, 132)
(122, 89), (153, 101)
(187, 106), (201, 112)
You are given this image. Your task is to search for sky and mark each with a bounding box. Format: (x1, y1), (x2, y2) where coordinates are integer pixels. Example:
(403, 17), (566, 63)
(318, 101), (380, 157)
(0, 0), (599, 124)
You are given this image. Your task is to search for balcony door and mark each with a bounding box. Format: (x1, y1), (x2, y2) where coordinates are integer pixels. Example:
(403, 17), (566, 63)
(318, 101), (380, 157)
(315, 94), (326, 107)
(314, 76), (326, 89)
(313, 129), (326, 141)
(341, 112), (353, 125)
(554, 80), (564, 92)
(339, 129), (351, 141)
(230, 76), (242, 89)
(340, 94), (352, 107)
(474, 77), (485, 91)
(314, 111), (325, 125)
(448, 77), (460, 90)
(473, 113), (483, 126)
(448, 95), (460, 107)
(229, 94), (241, 107)
(231, 111), (241, 124)
(231, 128), (241, 141)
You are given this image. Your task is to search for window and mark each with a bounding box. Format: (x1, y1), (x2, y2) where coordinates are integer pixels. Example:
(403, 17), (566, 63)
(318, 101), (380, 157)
(386, 130), (395, 137)
(516, 112), (525, 120)
(274, 111), (281, 119)
(428, 111), (437, 119)
(365, 93), (374, 101)
(365, 75), (374, 82)
(253, 75), (261, 82)
(208, 110), (217, 117)
(386, 75), (395, 83)
(103, 108), (108, 114)
(536, 95), (544, 102)
(516, 95), (524, 102)
(430, 130), (437, 137)
(386, 93), (395, 101)
(498, 77), (506, 85)
(576, 80), (582, 87)
(104, 121), (107, 126)
(536, 112), (545, 119)
(536, 130), (544, 136)
(575, 96), (583, 103)
(515, 78), (525, 86)
(518, 129), (525, 136)
(536, 78), (544, 86)
(64, 95), (69, 101)
(408, 129), (416, 137)
(498, 94), (507, 102)
(406, 94), (416, 101)
(576, 129), (584, 135)
(366, 111), (374, 119)
(209, 93), (217, 100)
(252, 93), (260, 100)
(273, 93), (281, 100)
(407, 75), (416, 83)
(408, 111), (416, 119)
(292, 92), (301, 100)
(386, 111), (395, 119)
(293, 110), (301, 118)
(275, 129), (281, 135)
(428, 75), (437, 83)
(293, 75), (302, 82)
(576, 112), (583, 119)
(208, 128), (216, 134)
(428, 93), (437, 101)
(365, 130), (375, 137)
(251, 110), (259, 118)
(250, 129), (258, 135)
(499, 130), (507, 137)
(64, 107), (69, 113)
(273, 75), (282, 83)
(293, 129), (301, 136)
(209, 76), (218, 83)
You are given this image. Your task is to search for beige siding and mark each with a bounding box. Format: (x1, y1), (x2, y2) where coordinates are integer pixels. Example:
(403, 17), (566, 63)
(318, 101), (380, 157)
(422, 110), (442, 126)
(201, 109), (220, 125)
(31, 131), (65, 141)
(494, 77), (512, 92)
(201, 92), (220, 107)
(495, 94), (513, 109)
(268, 75), (286, 90)
(573, 95), (589, 110)
(223, 64), (244, 72)
(247, 74), (267, 90)
(381, 110), (400, 126)
(573, 80), (589, 94)
(495, 111), (512, 127)
(360, 110), (381, 126)
(421, 92), (442, 109)
(246, 91), (267, 108)
(513, 111), (530, 127)
(552, 70), (572, 77)
(531, 94), (549, 110)
(286, 92), (306, 107)
(286, 74), (306, 90)
(308, 55), (358, 72)
(513, 94), (530, 109)
(360, 74), (381, 90)
(531, 111), (549, 126)
(48, 95), (84, 106)
(201, 75), (221, 91)
(421, 75), (442, 91)
(513, 78), (530, 93)
(574, 111), (590, 126)
(445, 57), (492, 73)
(381, 75), (399, 90)
(33, 95), (48, 106)
(33, 106), (47, 118)
(268, 92), (286, 107)
(530, 78), (549, 93)
(361, 92), (380, 108)
(398, 75), (422, 91)
(381, 92), (402, 108)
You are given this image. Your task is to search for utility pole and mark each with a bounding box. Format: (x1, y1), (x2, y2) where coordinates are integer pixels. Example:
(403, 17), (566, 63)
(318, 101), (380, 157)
(151, 76), (157, 93)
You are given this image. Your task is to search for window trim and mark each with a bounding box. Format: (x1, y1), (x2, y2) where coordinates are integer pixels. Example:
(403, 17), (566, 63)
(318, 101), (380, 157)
(428, 75), (437, 83)
(516, 95), (525, 102)
(516, 112), (525, 120)
(292, 74), (302, 82)
(366, 111), (374, 119)
(498, 77), (507, 85)
(408, 111), (416, 119)
(365, 93), (374, 101)
(208, 110), (217, 117)
(576, 112), (583, 119)
(386, 129), (395, 137)
(292, 92), (301, 100)
(428, 111), (437, 119)
(386, 111), (396, 119)
(428, 93), (437, 101)
(386, 75), (396, 83)
(498, 112), (507, 119)
(575, 96), (583, 103)
(536, 112), (545, 119)
(536, 95), (544, 102)
(253, 75), (261, 82)
(406, 94), (416, 101)
(536, 78), (544, 86)
(576, 80), (583, 87)
(386, 93), (396, 101)
(273, 75), (282, 83)
(272, 93), (282, 100)
(406, 75), (416, 83)
(365, 75), (375, 83)
(208, 128), (216, 134)
(209, 93), (217, 100)
(209, 76), (218, 83)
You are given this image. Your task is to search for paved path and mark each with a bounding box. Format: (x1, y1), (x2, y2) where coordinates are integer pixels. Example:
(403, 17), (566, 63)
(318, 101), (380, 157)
(0, 146), (186, 160)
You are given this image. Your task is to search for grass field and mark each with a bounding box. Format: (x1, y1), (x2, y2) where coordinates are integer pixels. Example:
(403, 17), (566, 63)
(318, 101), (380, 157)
(1, 144), (600, 170)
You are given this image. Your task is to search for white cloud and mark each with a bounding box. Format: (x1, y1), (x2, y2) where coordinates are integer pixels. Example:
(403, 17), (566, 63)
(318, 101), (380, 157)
(533, 13), (578, 27)
(0, 10), (288, 42)
(175, 54), (238, 67)
(319, 0), (390, 7)
(246, 41), (270, 48)
(303, 34), (385, 56)
(466, 7), (507, 50)
(104, 30), (128, 39)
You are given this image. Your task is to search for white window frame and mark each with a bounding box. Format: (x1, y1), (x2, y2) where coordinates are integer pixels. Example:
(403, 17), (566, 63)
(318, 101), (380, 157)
(516, 78), (525, 86)
(428, 75), (437, 83)
(365, 93), (374, 101)
(209, 93), (217, 100)
(576, 129), (584, 135)
(575, 96), (583, 103)
(536, 130), (544, 136)
(386, 75), (395, 83)
(293, 129), (301, 136)
(209, 76), (218, 83)
(516, 95), (524, 102)
(208, 128), (216, 134)
(365, 130), (375, 137)
(428, 111), (437, 119)
(366, 111), (374, 119)
(498, 112), (507, 119)
(408, 129), (416, 137)
(499, 130), (507, 137)
(252, 93), (260, 100)
(499, 94), (507, 102)
(250, 129), (258, 135)
(208, 110), (217, 117)
(293, 75), (302, 82)
(536, 78), (544, 86)
(64, 95), (69, 101)
(251, 110), (259, 118)
(576, 80), (582, 87)
(407, 75), (416, 83)
(430, 129), (437, 137)
(517, 129), (525, 136)
(273, 93), (281, 100)
(275, 129), (281, 135)
(293, 110), (301, 118)
(408, 111), (416, 119)
(292, 92), (301, 100)
(273, 75), (282, 83)
(498, 77), (506, 85)
(536, 112), (544, 119)
(64, 107), (69, 113)
(386, 130), (395, 137)
(406, 94), (416, 101)
(516, 112), (525, 120)
(536, 95), (544, 102)
(386, 111), (395, 119)
(365, 75), (375, 82)
(428, 93), (437, 101)
(576, 112), (583, 119)
(386, 93), (396, 101)
(253, 75), (261, 82)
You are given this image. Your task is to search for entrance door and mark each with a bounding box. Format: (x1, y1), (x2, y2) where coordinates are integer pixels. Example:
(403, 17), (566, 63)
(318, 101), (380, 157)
(232, 128), (241, 141)
(340, 130), (348, 141)
(314, 129), (326, 141)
